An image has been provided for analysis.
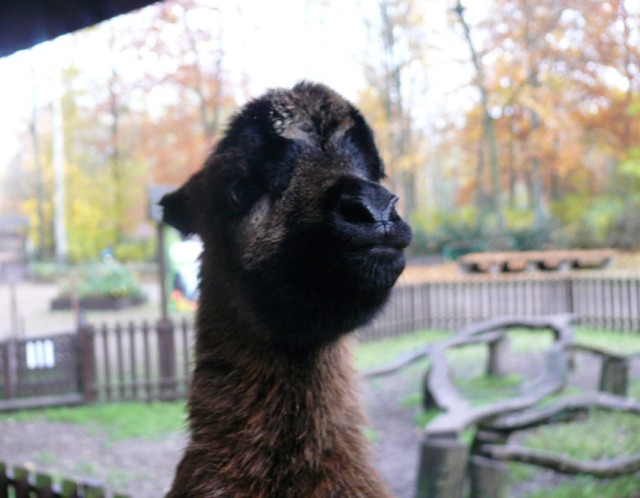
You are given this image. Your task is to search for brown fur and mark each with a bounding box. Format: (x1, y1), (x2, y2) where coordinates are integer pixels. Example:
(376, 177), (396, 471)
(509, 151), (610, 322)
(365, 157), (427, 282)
(162, 82), (409, 497)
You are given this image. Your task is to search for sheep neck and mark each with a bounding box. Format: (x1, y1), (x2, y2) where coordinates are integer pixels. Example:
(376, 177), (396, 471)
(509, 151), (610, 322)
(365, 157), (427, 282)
(172, 294), (390, 497)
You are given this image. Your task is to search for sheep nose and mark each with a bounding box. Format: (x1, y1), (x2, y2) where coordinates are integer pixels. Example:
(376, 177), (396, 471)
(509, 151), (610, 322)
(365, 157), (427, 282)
(336, 184), (399, 225)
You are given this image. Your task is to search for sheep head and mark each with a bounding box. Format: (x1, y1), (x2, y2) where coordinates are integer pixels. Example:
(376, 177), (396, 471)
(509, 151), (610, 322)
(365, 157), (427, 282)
(161, 82), (412, 351)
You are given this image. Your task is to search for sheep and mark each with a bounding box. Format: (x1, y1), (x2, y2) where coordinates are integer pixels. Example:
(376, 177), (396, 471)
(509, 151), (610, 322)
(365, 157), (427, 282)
(161, 81), (412, 498)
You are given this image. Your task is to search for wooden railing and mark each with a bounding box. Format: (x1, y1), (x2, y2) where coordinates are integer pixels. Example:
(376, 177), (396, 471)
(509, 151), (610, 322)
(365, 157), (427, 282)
(0, 461), (130, 498)
(359, 275), (640, 340)
(82, 318), (193, 403)
(3, 275), (640, 409)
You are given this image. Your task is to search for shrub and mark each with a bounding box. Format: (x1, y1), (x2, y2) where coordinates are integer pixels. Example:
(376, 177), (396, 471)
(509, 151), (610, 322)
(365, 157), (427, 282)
(113, 239), (156, 263)
(606, 203), (640, 250)
(57, 260), (146, 301)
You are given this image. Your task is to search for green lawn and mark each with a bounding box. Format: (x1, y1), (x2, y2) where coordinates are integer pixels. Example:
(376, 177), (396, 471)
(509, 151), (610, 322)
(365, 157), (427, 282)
(1, 401), (187, 441)
(2, 326), (640, 497)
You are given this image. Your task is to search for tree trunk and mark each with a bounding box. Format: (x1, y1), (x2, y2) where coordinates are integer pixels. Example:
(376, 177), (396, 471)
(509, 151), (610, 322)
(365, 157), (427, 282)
(109, 63), (125, 242)
(52, 66), (68, 263)
(30, 61), (48, 259)
(454, 0), (504, 231)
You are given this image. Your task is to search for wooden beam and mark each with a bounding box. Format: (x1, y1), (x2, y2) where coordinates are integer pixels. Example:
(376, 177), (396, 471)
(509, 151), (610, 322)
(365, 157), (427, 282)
(483, 444), (640, 478)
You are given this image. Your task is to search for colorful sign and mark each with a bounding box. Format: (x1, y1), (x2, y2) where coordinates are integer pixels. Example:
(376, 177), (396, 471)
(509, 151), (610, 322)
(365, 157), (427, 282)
(165, 227), (202, 312)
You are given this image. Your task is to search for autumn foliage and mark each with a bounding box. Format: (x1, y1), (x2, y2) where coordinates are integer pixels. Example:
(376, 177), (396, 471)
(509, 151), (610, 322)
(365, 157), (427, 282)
(1, 0), (639, 262)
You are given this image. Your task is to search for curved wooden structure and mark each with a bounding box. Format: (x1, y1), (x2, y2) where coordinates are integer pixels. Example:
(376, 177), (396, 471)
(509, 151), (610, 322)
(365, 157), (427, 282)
(413, 314), (640, 498)
(422, 314), (574, 437)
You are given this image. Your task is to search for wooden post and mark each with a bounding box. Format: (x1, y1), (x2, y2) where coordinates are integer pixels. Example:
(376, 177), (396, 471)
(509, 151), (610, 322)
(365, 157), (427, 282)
(115, 323), (125, 399)
(13, 466), (29, 498)
(84, 481), (105, 498)
(61, 479), (79, 498)
(564, 278), (574, 314)
(157, 318), (176, 400)
(35, 473), (54, 498)
(3, 339), (17, 400)
(78, 324), (97, 403)
(142, 321), (152, 401)
(599, 357), (628, 396)
(469, 456), (507, 498)
(486, 334), (509, 378)
(158, 221), (169, 322)
(0, 461), (8, 498)
(415, 436), (469, 498)
(8, 279), (19, 337)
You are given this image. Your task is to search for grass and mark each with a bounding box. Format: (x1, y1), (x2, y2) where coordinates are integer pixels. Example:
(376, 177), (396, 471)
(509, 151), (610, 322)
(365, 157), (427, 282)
(0, 401), (187, 441)
(354, 328), (449, 370)
(455, 372), (523, 405)
(523, 475), (640, 498)
(522, 409), (640, 460)
(575, 327), (640, 355)
(356, 326), (640, 498)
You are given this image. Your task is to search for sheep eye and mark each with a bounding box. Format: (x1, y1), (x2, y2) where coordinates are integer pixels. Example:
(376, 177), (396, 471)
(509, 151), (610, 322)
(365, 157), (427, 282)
(227, 180), (258, 213)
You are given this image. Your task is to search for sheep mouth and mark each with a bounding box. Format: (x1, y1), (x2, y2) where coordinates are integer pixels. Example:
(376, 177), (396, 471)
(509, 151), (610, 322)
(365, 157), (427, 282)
(364, 245), (403, 257)
(343, 246), (406, 292)
(335, 215), (412, 254)
(345, 236), (408, 263)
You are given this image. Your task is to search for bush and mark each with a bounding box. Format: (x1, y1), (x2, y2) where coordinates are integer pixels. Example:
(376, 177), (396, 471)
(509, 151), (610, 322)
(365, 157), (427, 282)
(113, 239), (156, 263)
(57, 260), (146, 301)
(606, 203), (640, 250)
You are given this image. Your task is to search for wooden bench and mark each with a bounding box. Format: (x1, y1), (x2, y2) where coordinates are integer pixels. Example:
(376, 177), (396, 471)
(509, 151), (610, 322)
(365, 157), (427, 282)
(458, 250), (616, 274)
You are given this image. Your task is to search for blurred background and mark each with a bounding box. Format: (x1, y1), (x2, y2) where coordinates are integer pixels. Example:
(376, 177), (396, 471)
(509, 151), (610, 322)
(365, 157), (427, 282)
(1, 1), (640, 497)
(1, 0), (639, 271)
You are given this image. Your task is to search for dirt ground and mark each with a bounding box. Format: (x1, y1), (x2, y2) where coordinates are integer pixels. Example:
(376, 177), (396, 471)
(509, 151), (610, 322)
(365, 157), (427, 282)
(0, 280), (167, 339)
(0, 369), (421, 498)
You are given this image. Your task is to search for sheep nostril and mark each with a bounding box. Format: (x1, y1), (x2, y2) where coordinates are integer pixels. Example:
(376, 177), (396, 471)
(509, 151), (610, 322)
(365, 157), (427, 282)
(389, 207), (400, 222)
(338, 199), (377, 224)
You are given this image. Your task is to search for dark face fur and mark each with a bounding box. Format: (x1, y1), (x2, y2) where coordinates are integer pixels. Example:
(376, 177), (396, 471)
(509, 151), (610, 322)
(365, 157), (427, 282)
(161, 82), (412, 350)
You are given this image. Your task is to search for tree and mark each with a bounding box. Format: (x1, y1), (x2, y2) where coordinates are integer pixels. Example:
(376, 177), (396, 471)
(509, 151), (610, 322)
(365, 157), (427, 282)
(28, 58), (48, 259)
(359, 0), (430, 217)
(129, 0), (237, 184)
(447, 0), (640, 247)
(452, 0), (505, 231)
(52, 63), (68, 262)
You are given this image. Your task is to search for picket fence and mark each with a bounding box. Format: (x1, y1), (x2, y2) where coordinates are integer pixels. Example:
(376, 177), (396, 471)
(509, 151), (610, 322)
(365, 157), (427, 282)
(360, 274), (640, 340)
(0, 461), (130, 498)
(2, 274), (640, 407)
(83, 274), (640, 402)
(84, 318), (192, 403)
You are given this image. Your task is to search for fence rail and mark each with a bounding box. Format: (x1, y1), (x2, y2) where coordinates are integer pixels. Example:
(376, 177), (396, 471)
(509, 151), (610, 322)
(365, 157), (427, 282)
(359, 275), (640, 340)
(2, 275), (640, 409)
(0, 461), (130, 498)
(85, 318), (194, 403)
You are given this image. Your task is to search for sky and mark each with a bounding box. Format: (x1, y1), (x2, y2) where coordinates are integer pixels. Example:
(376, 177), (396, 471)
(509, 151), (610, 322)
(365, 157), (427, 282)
(0, 0), (474, 181)
(0, 1), (361, 172)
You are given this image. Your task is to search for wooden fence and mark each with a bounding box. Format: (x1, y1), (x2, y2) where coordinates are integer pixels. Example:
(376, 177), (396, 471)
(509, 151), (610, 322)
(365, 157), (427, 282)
(360, 275), (640, 340)
(2, 275), (640, 408)
(83, 318), (193, 403)
(79, 275), (640, 403)
(0, 461), (130, 498)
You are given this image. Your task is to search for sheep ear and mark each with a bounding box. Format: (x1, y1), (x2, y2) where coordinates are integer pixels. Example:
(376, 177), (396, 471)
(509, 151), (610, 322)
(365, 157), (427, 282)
(160, 182), (197, 236)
